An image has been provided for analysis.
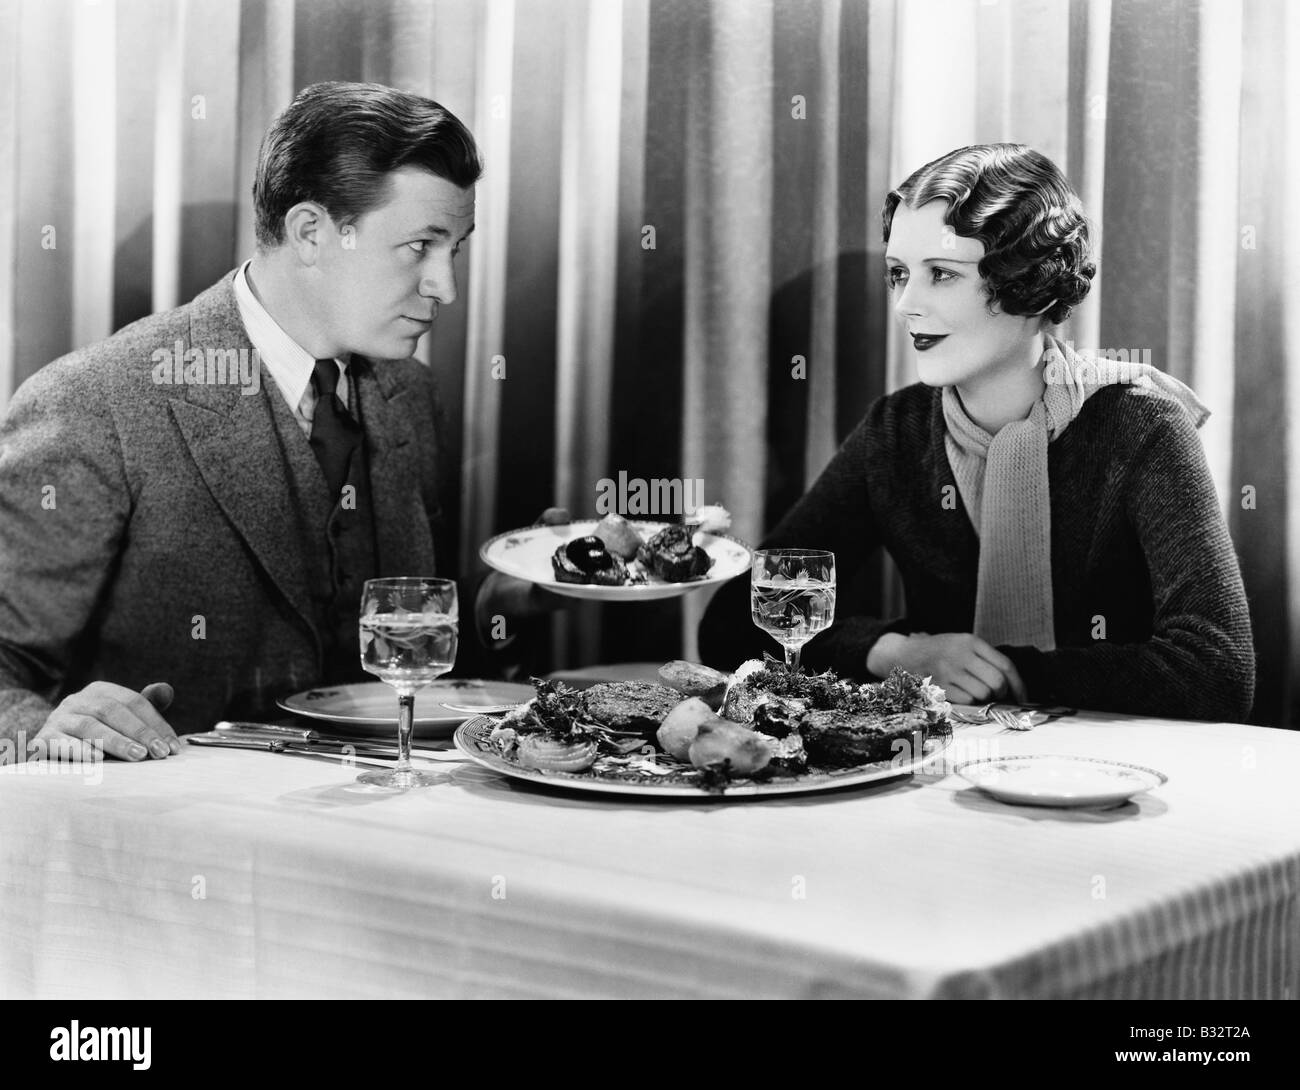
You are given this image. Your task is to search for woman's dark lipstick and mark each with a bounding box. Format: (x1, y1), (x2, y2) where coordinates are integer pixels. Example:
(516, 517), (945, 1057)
(910, 333), (948, 351)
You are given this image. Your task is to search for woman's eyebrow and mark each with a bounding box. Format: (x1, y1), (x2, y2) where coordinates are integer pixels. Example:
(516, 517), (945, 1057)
(884, 255), (980, 265)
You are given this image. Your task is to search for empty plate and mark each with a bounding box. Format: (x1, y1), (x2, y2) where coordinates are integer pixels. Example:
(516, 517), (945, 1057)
(954, 754), (1167, 808)
(277, 680), (535, 739)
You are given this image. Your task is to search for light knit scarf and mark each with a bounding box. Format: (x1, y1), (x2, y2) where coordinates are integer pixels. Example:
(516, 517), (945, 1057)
(942, 335), (1210, 649)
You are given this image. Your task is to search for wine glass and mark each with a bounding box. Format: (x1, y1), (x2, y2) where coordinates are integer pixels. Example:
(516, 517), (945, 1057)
(357, 577), (458, 789)
(750, 549), (836, 675)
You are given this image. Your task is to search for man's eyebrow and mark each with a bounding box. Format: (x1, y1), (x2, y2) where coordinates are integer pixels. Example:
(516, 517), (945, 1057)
(413, 223), (476, 241)
(883, 255), (980, 265)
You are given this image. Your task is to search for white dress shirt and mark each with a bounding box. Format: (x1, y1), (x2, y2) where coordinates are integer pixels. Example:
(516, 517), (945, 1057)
(232, 260), (347, 436)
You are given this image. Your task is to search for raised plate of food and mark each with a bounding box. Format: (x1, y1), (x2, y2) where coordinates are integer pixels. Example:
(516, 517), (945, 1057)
(479, 511), (751, 601)
(454, 658), (953, 798)
(954, 754), (1167, 809)
(278, 679), (536, 739)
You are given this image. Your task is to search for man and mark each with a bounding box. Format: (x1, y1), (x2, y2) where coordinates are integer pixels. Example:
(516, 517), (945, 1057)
(0, 81), (536, 764)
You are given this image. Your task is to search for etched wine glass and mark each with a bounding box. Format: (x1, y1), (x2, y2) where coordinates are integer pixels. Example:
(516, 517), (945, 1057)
(750, 549), (836, 675)
(357, 577), (458, 789)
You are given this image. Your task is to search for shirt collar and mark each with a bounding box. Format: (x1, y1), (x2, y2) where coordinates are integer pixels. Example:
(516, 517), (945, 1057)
(232, 260), (346, 410)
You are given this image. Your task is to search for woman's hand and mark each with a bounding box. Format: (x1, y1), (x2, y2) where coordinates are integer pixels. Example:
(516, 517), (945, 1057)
(867, 632), (1027, 704)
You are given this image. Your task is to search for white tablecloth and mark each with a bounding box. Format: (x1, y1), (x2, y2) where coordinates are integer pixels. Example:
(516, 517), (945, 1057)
(2, 712), (1297, 999)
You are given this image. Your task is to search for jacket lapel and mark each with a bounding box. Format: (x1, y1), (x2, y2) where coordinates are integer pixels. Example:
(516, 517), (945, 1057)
(353, 359), (438, 576)
(167, 275), (322, 646)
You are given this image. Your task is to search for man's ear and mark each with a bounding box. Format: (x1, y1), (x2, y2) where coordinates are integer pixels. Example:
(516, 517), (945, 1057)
(283, 202), (327, 265)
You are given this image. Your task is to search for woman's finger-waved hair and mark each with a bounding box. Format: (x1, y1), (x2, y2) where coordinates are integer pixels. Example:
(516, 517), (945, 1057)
(882, 143), (1096, 326)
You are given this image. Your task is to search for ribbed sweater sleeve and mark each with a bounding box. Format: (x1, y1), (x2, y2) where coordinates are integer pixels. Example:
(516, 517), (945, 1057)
(1002, 395), (1255, 721)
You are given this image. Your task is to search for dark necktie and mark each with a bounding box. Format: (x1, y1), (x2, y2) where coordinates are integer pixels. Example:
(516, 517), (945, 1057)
(308, 358), (362, 502)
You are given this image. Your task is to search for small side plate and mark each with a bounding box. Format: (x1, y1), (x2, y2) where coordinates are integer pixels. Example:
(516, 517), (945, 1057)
(954, 754), (1167, 809)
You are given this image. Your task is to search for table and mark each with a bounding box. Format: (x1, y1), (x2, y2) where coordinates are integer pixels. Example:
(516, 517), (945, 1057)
(1, 711), (1297, 999)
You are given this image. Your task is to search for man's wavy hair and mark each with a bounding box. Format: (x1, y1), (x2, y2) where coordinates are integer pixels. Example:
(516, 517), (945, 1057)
(881, 144), (1095, 326)
(254, 81), (482, 249)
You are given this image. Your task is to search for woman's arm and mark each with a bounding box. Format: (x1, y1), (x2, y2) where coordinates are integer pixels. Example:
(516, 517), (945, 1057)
(1002, 401), (1255, 721)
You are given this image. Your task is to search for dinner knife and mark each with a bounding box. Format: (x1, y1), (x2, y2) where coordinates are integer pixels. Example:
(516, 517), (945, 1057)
(214, 720), (320, 741)
(214, 722), (391, 750)
(187, 733), (457, 761)
(214, 720), (460, 752)
(186, 735), (404, 770)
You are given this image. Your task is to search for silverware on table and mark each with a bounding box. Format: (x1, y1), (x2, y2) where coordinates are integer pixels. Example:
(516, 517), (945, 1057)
(186, 732), (463, 763)
(187, 735), (391, 769)
(212, 721), (456, 753)
(187, 734), (288, 751)
(214, 720), (320, 741)
(948, 702), (996, 725)
(990, 708), (1043, 732)
(949, 703), (1077, 727)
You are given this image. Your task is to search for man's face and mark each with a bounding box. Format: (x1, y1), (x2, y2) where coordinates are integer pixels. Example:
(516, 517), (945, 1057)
(885, 199), (1039, 388)
(312, 166), (475, 361)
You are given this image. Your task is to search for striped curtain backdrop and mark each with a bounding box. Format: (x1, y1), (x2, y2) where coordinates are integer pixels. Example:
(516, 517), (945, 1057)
(0, 0), (1296, 723)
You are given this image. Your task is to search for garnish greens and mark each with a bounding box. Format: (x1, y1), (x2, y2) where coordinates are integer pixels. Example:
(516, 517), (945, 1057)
(510, 679), (600, 740)
(747, 654), (950, 720)
(509, 679), (648, 748)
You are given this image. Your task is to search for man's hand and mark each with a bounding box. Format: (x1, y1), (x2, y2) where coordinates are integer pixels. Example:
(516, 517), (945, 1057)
(31, 681), (181, 762)
(476, 507), (573, 640)
(866, 632), (1028, 704)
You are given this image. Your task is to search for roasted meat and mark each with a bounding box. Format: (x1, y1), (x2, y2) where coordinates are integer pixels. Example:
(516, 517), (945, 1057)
(580, 681), (684, 736)
(552, 536), (629, 585)
(801, 708), (930, 769)
(636, 525), (713, 582)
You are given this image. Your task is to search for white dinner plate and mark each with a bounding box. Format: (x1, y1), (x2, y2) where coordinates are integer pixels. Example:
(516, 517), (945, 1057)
(954, 754), (1167, 808)
(277, 680), (535, 739)
(454, 715), (952, 799)
(479, 520), (752, 601)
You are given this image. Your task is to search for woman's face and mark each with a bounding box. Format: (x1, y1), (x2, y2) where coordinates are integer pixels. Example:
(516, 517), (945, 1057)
(885, 199), (1042, 388)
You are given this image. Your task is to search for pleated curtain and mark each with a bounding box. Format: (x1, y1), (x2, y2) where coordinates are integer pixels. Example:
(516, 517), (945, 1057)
(0, 0), (1296, 724)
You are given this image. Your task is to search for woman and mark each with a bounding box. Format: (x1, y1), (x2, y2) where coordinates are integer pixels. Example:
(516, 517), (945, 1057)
(699, 143), (1254, 721)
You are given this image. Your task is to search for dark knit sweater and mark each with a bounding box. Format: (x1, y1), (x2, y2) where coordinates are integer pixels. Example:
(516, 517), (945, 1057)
(699, 382), (1256, 722)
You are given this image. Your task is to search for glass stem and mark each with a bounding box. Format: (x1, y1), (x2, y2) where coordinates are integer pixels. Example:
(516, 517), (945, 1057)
(396, 691), (415, 773)
(785, 642), (802, 675)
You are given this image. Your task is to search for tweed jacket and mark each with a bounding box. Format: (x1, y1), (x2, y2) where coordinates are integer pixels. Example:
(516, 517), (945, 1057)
(0, 271), (447, 739)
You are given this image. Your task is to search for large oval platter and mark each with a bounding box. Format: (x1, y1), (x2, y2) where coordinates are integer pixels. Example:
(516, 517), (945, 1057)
(454, 715), (952, 799)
